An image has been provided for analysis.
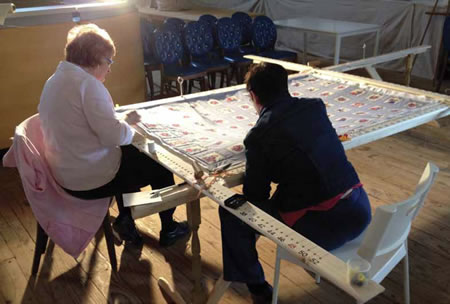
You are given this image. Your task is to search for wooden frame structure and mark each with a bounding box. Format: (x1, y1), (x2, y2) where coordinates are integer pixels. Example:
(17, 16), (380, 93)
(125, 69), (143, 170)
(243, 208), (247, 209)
(119, 57), (449, 304)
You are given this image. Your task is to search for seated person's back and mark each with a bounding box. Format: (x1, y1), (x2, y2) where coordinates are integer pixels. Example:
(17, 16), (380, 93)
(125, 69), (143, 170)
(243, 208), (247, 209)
(219, 62), (371, 304)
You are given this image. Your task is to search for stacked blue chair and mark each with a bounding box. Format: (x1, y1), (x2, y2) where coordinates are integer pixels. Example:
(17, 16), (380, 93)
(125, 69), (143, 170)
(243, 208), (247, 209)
(140, 18), (161, 100)
(252, 15), (297, 62)
(198, 14), (217, 30)
(154, 28), (208, 95)
(217, 17), (252, 84)
(184, 21), (230, 89)
(162, 17), (190, 65)
(232, 12), (257, 55)
(436, 17), (450, 92)
(198, 14), (220, 57)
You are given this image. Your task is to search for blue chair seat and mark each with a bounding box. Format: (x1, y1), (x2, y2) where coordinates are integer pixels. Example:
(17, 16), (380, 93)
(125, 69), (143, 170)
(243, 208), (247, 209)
(191, 57), (230, 71)
(144, 57), (160, 66)
(239, 45), (258, 55)
(258, 49), (297, 61)
(223, 52), (252, 64)
(164, 64), (207, 78)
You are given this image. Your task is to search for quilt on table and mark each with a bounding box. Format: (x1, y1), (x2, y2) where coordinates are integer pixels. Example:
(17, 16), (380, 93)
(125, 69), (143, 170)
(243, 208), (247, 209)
(137, 72), (442, 173)
(138, 89), (256, 172)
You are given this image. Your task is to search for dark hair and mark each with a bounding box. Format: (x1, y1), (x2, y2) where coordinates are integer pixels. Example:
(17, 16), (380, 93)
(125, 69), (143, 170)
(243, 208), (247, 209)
(65, 24), (115, 68)
(244, 62), (288, 106)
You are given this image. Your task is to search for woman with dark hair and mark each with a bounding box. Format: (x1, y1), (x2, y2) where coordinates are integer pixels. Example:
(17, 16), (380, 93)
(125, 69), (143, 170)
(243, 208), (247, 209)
(38, 24), (189, 246)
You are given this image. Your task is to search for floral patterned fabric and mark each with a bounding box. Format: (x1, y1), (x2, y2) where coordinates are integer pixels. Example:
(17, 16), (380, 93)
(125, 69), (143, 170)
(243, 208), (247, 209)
(139, 89), (256, 172)
(137, 72), (442, 173)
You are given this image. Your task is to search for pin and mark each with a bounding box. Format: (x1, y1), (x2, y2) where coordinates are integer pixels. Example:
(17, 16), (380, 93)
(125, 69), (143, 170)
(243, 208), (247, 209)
(177, 77), (184, 97)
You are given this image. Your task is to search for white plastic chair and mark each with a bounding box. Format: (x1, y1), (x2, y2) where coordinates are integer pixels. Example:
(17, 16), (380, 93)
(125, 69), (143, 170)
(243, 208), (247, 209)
(272, 162), (440, 304)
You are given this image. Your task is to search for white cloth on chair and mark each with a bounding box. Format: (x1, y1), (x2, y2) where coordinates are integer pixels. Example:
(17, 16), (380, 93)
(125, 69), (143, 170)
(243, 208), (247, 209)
(3, 114), (110, 258)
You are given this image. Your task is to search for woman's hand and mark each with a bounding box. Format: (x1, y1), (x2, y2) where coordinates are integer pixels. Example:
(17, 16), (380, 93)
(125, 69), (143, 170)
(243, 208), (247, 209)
(124, 110), (141, 125)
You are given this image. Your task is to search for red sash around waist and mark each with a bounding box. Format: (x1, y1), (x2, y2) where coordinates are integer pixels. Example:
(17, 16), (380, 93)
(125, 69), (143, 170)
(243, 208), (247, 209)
(279, 183), (363, 227)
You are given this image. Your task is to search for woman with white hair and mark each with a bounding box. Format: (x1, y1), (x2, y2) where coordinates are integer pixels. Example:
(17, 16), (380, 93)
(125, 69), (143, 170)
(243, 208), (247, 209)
(38, 24), (189, 247)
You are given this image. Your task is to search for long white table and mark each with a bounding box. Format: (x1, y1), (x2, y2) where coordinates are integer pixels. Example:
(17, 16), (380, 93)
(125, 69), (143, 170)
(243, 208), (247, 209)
(274, 17), (381, 65)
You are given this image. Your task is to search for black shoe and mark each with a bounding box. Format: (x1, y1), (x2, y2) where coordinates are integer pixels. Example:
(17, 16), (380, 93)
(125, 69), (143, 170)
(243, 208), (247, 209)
(112, 215), (143, 246)
(248, 281), (273, 304)
(159, 221), (191, 247)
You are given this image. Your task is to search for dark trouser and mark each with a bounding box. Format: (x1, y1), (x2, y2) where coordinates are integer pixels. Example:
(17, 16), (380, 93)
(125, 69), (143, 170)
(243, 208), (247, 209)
(64, 145), (176, 227)
(219, 187), (372, 283)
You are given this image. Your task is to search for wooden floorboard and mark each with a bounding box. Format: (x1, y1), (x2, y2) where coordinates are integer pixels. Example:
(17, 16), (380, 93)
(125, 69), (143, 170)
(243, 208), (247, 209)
(0, 115), (449, 303)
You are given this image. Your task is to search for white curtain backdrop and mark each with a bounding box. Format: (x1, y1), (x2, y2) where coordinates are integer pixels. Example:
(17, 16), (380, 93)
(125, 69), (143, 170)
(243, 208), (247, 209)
(191, 0), (446, 79)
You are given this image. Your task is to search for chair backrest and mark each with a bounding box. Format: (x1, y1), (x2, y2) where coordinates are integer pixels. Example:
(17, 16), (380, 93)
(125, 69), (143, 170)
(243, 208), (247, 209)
(357, 162), (439, 262)
(217, 17), (242, 52)
(3, 114), (110, 257)
(199, 14), (218, 46)
(232, 11), (253, 45)
(154, 28), (185, 65)
(140, 18), (159, 64)
(163, 17), (186, 34)
(198, 14), (217, 27)
(184, 21), (214, 57)
(252, 15), (277, 50)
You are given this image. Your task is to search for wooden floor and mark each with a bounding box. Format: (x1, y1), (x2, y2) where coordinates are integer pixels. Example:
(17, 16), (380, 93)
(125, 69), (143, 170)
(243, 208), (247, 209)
(1, 121), (449, 304)
(0, 89), (449, 303)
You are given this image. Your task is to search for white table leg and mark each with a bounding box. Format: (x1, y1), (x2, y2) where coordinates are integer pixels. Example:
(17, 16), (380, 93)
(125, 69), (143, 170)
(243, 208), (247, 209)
(206, 275), (231, 304)
(303, 32), (308, 64)
(334, 35), (342, 65)
(365, 66), (382, 81)
(374, 29), (380, 56)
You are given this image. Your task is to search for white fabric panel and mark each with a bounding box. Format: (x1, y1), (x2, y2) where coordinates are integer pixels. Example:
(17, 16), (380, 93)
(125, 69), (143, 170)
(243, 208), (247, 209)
(190, 0), (446, 79)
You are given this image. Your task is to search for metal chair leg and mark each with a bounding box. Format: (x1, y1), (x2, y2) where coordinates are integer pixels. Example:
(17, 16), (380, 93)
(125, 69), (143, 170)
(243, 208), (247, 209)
(102, 210), (117, 272)
(403, 241), (410, 304)
(145, 67), (155, 100)
(219, 71), (225, 88)
(210, 72), (216, 89)
(204, 76), (209, 90)
(32, 222), (48, 275)
(31, 208), (117, 275)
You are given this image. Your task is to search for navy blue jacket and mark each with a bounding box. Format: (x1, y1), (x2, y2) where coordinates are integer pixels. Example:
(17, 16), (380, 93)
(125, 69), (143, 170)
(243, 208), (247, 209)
(243, 94), (360, 212)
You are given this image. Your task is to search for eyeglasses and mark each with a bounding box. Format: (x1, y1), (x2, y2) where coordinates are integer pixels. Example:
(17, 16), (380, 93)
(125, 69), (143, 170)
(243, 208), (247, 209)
(104, 57), (114, 65)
